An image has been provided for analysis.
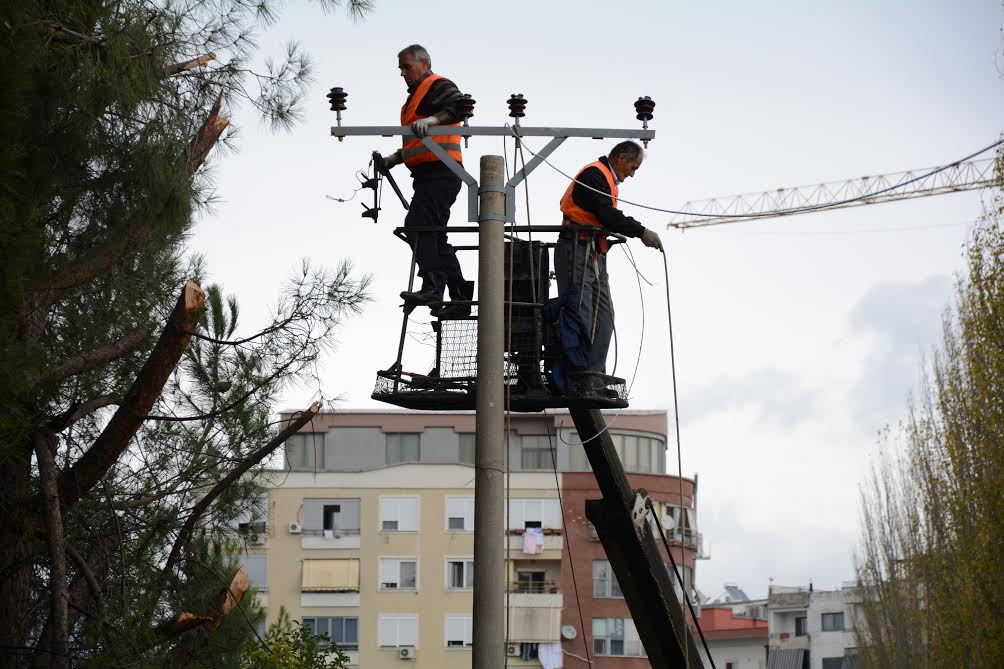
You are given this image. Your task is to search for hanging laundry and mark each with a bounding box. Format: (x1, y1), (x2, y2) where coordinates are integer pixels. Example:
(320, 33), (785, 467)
(523, 527), (544, 555)
(537, 642), (563, 669)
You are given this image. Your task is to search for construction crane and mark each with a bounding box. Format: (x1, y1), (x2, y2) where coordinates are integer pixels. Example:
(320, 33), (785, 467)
(666, 156), (996, 229)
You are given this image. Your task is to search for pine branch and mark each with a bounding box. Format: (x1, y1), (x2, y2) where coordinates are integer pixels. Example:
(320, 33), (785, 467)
(24, 98), (227, 338)
(56, 282), (206, 507)
(27, 326), (152, 391)
(160, 403), (319, 579)
(65, 395), (120, 427)
(33, 431), (69, 669)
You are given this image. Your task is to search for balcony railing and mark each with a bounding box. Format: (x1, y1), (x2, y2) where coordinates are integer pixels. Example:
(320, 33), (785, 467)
(508, 579), (560, 594)
(303, 528), (361, 537)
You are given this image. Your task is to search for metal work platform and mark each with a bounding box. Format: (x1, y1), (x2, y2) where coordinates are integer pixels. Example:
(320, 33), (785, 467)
(371, 224), (629, 412)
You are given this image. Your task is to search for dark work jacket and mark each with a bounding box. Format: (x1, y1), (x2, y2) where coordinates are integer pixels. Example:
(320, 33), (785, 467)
(569, 156), (645, 238)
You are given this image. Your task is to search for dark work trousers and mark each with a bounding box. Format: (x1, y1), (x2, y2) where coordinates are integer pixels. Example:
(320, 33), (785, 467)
(555, 235), (614, 373)
(403, 172), (464, 284)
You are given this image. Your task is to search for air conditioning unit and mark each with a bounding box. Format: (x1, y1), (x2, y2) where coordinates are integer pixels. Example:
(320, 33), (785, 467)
(506, 644), (520, 657)
(288, 522), (302, 534)
(398, 646), (416, 659)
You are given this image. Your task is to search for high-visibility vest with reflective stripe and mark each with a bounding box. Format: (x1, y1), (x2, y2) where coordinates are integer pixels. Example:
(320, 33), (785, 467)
(400, 74), (463, 168)
(559, 160), (619, 254)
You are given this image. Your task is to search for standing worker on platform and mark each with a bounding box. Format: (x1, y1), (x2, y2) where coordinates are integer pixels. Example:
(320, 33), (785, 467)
(556, 141), (663, 373)
(378, 44), (473, 319)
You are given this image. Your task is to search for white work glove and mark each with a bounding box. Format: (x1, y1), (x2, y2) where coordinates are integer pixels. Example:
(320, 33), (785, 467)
(412, 116), (439, 138)
(380, 151), (401, 170)
(640, 228), (664, 252)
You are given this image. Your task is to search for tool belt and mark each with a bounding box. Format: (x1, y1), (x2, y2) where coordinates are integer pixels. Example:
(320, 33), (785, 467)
(559, 217), (610, 255)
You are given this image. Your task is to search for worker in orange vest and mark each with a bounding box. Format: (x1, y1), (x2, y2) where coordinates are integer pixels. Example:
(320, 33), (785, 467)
(379, 44), (473, 319)
(556, 141), (663, 372)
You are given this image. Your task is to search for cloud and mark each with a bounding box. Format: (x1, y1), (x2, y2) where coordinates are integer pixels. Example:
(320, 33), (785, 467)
(847, 275), (953, 429)
(682, 367), (820, 428)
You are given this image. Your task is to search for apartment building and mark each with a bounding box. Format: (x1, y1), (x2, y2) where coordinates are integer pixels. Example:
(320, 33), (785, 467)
(766, 584), (861, 669)
(697, 584), (769, 669)
(239, 410), (700, 669)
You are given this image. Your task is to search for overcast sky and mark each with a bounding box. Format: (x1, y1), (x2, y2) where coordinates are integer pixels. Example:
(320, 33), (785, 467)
(191, 0), (1004, 599)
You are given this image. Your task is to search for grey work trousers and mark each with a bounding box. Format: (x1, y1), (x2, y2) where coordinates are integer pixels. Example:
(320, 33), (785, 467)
(554, 236), (614, 373)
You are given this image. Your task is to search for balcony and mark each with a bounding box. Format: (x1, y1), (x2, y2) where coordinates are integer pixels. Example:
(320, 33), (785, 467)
(507, 529), (563, 557)
(507, 580), (562, 609)
(769, 633), (810, 650)
(507, 604), (562, 643)
(302, 528), (361, 550)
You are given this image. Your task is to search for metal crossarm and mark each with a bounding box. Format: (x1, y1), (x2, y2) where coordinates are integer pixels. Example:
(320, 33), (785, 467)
(332, 125), (656, 222)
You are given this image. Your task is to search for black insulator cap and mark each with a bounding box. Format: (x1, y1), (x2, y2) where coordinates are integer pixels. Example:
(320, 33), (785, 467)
(507, 93), (528, 118)
(458, 93), (476, 120)
(634, 96), (655, 121)
(327, 86), (348, 112)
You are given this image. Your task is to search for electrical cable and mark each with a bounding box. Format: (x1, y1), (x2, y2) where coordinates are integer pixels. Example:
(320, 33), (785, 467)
(543, 413), (594, 668)
(657, 246), (719, 668)
(325, 170), (371, 203)
(513, 127), (592, 667)
(510, 130), (1004, 224)
(648, 506), (717, 669)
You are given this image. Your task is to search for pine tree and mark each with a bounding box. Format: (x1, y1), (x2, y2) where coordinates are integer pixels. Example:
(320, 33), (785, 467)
(0, 1), (371, 666)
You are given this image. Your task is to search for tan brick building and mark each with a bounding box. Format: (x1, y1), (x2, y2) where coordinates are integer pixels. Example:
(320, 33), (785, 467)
(241, 410), (700, 669)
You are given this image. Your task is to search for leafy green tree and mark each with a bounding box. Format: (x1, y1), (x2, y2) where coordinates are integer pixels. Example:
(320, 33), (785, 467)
(854, 144), (1004, 668)
(0, 0), (371, 666)
(240, 608), (348, 669)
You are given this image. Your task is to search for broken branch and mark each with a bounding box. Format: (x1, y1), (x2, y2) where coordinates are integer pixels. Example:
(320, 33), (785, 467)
(56, 282), (205, 506)
(165, 52), (216, 77)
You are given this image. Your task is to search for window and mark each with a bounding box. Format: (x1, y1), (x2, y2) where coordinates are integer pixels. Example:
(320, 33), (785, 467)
(507, 499), (562, 530)
(592, 561), (623, 598)
(458, 433), (475, 464)
(446, 497), (474, 532)
(795, 616), (808, 636)
(380, 497), (418, 532)
(610, 432), (665, 473)
(301, 559), (360, 592)
(444, 615), (473, 648)
(726, 663), (736, 669)
(379, 558), (418, 590)
(446, 559), (474, 590)
(592, 617), (645, 657)
(821, 660), (843, 669)
(520, 435), (556, 471)
(515, 570), (547, 593)
(242, 555), (268, 591)
(665, 506), (697, 545)
(285, 433), (324, 470)
(822, 612), (845, 632)
(668, 563), (692, 602)
(303, 617), (358, 650)
(378, 615), (418, 647)
(386, 432), (420, 464)
(303, 498), (361, 536)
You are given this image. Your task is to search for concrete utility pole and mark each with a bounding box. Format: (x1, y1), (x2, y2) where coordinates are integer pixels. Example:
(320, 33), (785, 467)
(473, 154), (505, 669)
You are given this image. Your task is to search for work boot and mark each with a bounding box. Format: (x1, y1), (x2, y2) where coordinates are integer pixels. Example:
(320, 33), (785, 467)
(432, 279), (475, 319)
(400, 272), (446, 306)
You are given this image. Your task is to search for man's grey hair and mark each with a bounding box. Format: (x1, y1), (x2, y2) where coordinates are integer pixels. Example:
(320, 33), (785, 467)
(609, 140), (643, 162)
(398, 44), (431, 68)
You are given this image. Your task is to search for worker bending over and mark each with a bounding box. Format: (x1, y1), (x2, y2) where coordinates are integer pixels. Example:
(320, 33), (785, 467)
(557, 141), (663, 372)
(379, 44), (473, 319)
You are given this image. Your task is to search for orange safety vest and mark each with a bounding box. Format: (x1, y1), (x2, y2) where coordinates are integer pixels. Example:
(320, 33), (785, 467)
(559, 160), (619, 254)
(400, 74), (463, 168)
